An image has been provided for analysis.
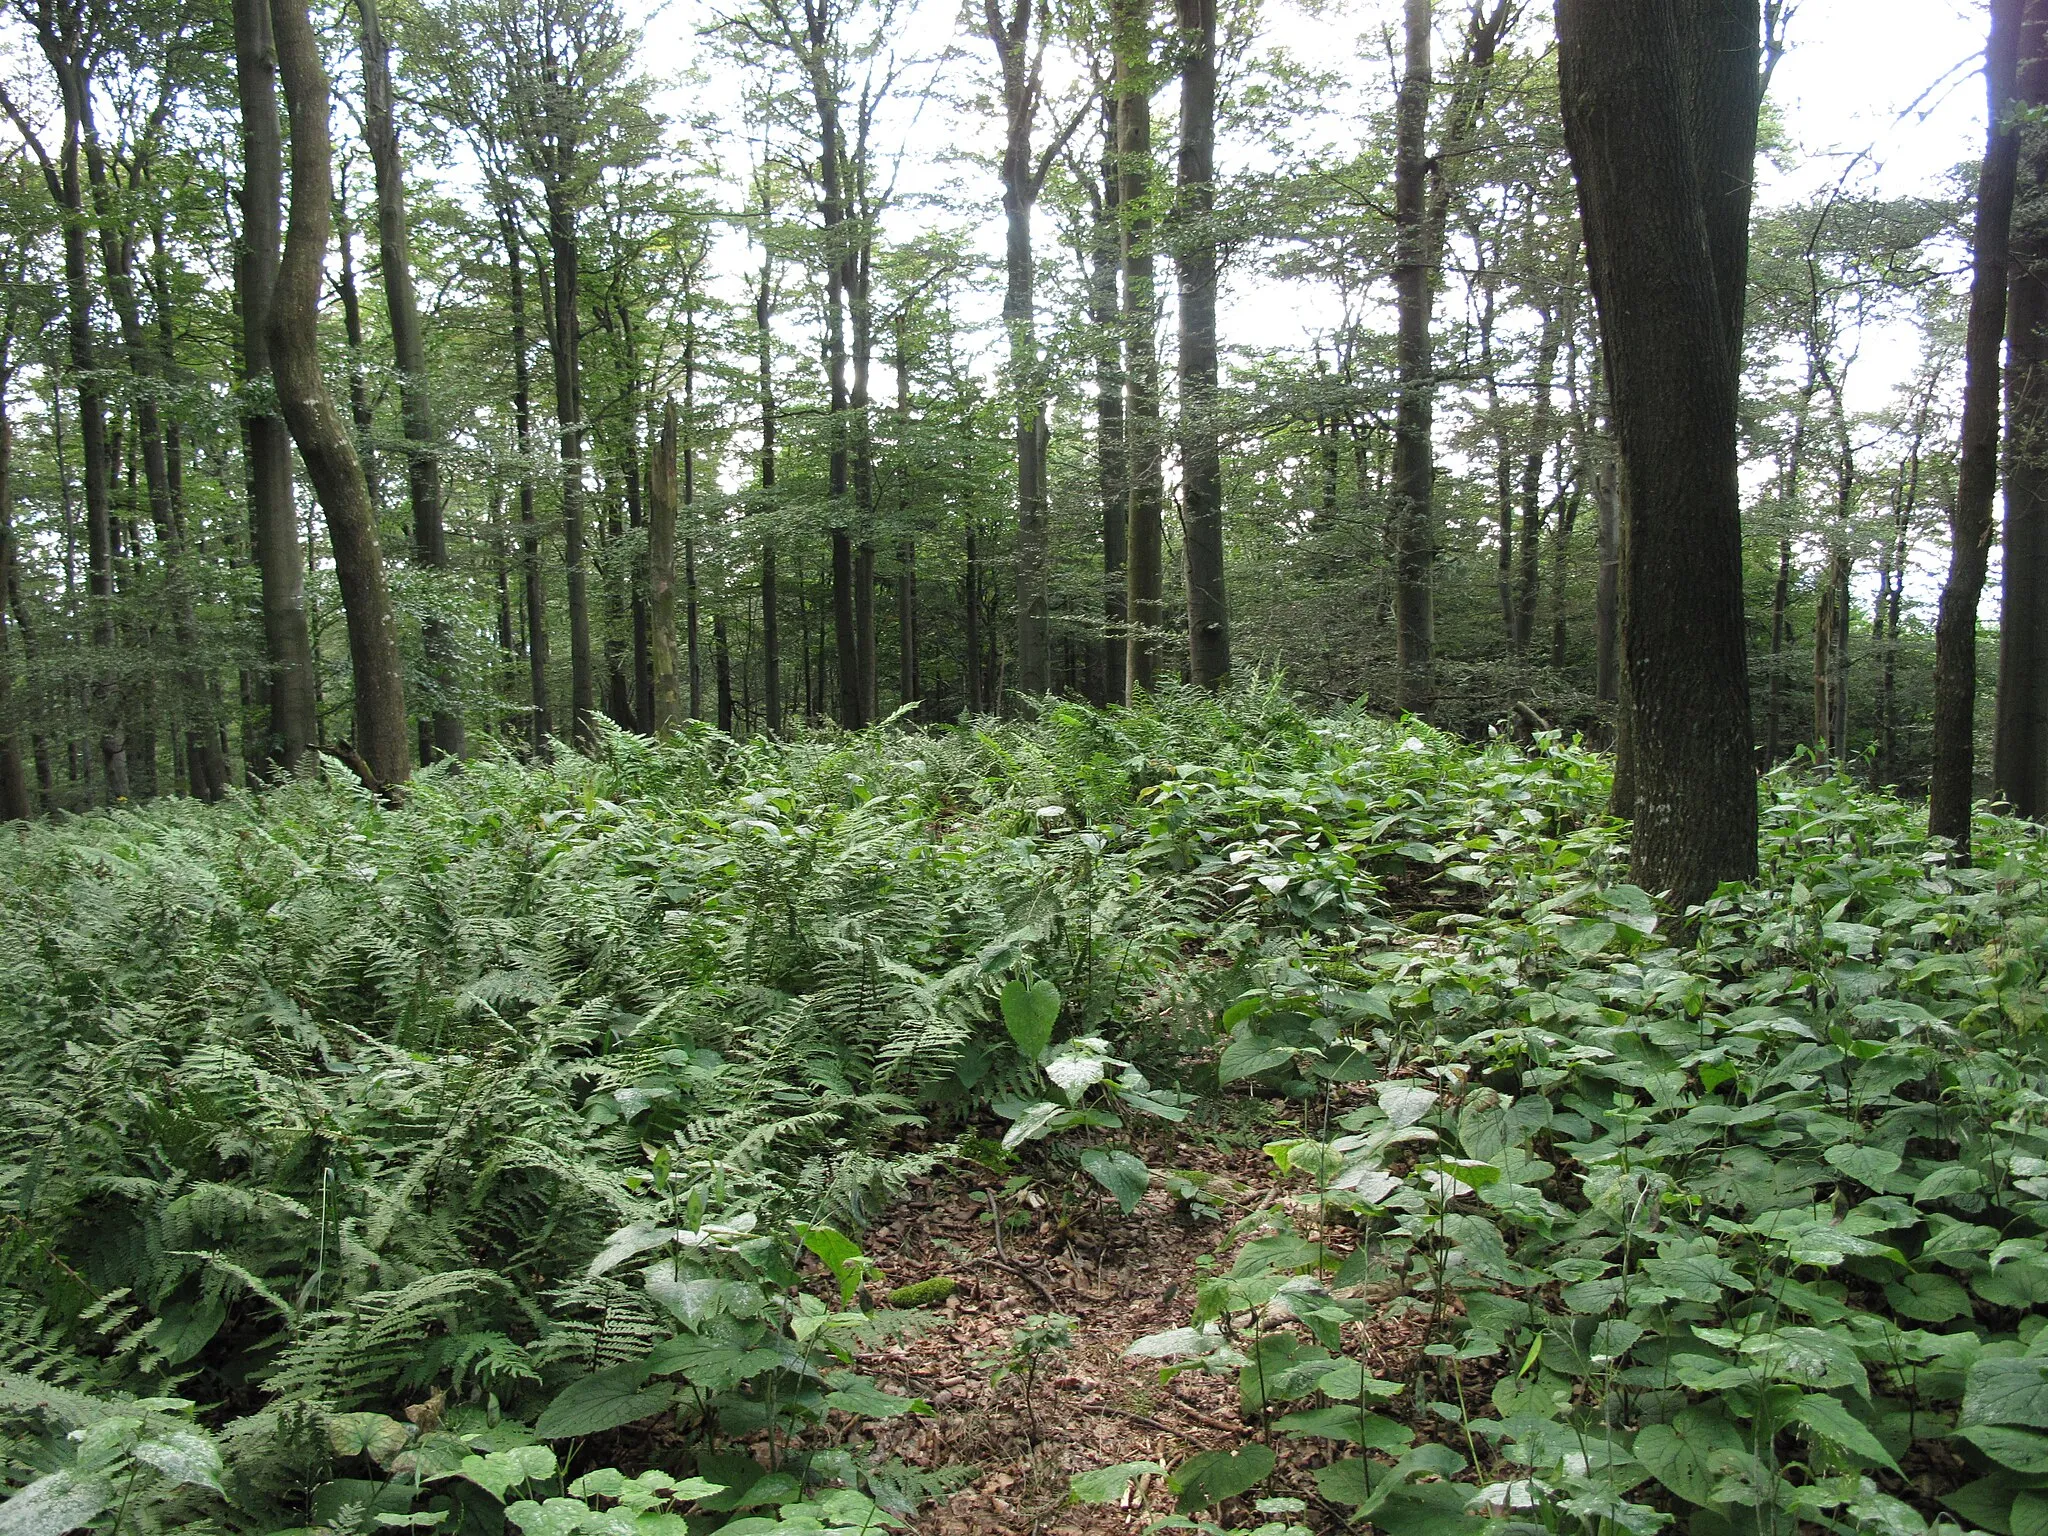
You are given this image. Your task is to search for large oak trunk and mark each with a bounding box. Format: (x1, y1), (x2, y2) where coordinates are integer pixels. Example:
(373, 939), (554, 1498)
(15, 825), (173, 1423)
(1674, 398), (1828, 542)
(1994, 4), (2048, 817)
(1557, 0), (1761, 906)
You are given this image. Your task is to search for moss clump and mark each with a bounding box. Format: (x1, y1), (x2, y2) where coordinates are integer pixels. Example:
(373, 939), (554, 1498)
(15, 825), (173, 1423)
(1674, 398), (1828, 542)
(885, 1275), (958, 1308)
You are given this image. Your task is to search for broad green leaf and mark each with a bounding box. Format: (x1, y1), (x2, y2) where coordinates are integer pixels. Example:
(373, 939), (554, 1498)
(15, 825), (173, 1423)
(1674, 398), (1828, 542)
(1069, 1461), (1165, 1505)
(1960, 1428), (2048, 1475)
(587, 1223), (675, 1279)
(130, 1430), (224, 1493)
(1079, 1148), (1151, 1214)
(1000, 1100), (1068, 1151)
(795, 1223), (874, 1305)
(1965, 1358), (2048, 1429)
(821, 1374), (929, 1419)
(1218, 1032), (1292, 1085)
(2015, 1490), (2048, 1536)
(1825, 1144), (1903, 1191)
(328, 1413), (412, 1465)
(534, 1364), (674, 1439)
(1558, 919), (1616, 957)
(0, 1472), (111, 1536)
(456, 1446), (558, 1500)
(1885, 1271), (1974, 1323)
(505, 1498), (594, 1536)
(1001, 977), (1060, 1061)
(1789, 1394), (1900, 1473)
(1943, 1475), (2021, 1536)
(1377, 1082), (1438, 1128)
(1634, 1405), (1743, 1507)
(1271, 1405), (1413, 1451)
(1170, 1444), (1276, 1513)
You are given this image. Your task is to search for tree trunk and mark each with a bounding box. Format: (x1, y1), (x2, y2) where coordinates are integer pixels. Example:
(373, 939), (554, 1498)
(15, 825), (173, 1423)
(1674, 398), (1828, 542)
(1932, 0), (2029, 843)
(1514, 300), (1566, 648)
(756, 241), (782, 736)
(1115, 0), (1164, 699)
(1594, 458), (1618, 701)
(1557, 0), (1762, 906)
(855, 540), (878, 720)
(1767, 534), (1791, 761)
(1091, 97), (1128, 706)
(268, 0), (410, 788)
(714, 612), (733, 733)
(987, 0), (1052, 696)
(0, 419), (29, 821)
(543, 201), (597, 749)
(504, 210), (551, 751)
(1390, 0), (1435, 710)
(1999, 174), (2048, 816)
(358, 0), (460, 760)
(1177, 0), (1229, 688)
(965, 522), (984, 713)
(649, 398), (682, 734)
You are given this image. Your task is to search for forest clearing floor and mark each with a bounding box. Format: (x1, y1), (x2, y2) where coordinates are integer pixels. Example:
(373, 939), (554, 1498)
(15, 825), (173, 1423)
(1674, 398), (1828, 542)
(855, 1113), (1422, 1536)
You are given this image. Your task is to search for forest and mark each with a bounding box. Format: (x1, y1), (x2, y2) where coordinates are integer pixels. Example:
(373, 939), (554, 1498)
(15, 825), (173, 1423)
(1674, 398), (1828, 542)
(9, 0), (2048, 1531)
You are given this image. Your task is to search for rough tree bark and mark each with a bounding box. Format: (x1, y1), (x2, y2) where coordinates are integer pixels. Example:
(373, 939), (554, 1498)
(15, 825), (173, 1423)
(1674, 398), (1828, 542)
(359, 0), (461, 760)
(1089, 96), (1128, 705)
(1389, 0), (1436, 711)
(502, 209), (551, 750)
(1931, 0), (2027, 845)
(268, 0), (410, 788)
(756, 238), (783, 736)
(1176, 0), (1228, 687)
(1985, 2), (2048, 819)
(0, 419), (28, 821)
(1114, 0), (1164, 698)
(1556, 0), (1762, 905)
(649, 398), (682, 734)
(987, 0), (1053, 696)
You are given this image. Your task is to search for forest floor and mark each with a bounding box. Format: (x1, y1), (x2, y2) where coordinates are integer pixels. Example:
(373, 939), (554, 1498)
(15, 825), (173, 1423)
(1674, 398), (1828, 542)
(856, 1113), (1435, 1536)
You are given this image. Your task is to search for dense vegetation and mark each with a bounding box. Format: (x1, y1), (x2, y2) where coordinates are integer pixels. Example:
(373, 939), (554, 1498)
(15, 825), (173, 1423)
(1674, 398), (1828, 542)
(8, 689), (2048, 1535)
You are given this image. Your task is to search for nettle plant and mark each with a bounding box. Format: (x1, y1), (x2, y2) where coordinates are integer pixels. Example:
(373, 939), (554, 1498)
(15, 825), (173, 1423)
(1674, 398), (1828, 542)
(990, 975), (1193, 1215)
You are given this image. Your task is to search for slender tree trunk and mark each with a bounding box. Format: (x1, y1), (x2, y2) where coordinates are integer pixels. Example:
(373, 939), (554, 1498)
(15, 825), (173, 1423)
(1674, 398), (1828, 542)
(503, 211), (551, 751)
(756, 242), (782, 736)
(714, 612), (733, 732)
(855, 540), (877, 720)
(358, 0), (459, 760)
(894, 324), (919, 712)
(1091, 97), (1128, 706)
(541, 197), (596, 748)
(1514, 299), (1566, 648)
(1115, 0), (1164, 699)
(1177, 0), (1229, 688)
(336, 199), (378, 481)
(988, 0), (1052, 696)
(1390, 0), (1435, 710)
(965, 522), (984, 712)
(1767, 535), (1791, 761)
(0, 419), (29, 821)
(268, 0), (410, 788)
(649, 398), (682, 734)
(1556, 0), (1762, 905)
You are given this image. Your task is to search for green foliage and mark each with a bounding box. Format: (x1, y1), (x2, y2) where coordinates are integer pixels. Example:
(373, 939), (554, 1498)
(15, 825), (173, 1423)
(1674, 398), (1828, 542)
(12, 692), (2048, 1534)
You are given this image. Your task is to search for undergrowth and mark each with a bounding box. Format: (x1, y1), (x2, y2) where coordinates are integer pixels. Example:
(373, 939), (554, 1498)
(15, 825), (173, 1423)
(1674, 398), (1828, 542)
(0, 684), (2044, 1536)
